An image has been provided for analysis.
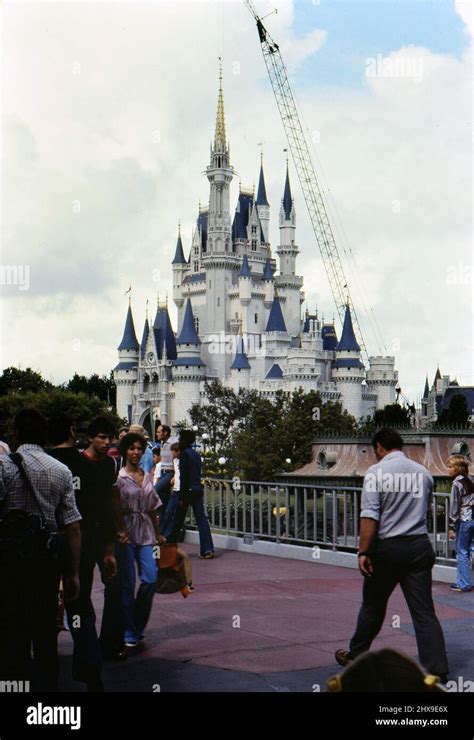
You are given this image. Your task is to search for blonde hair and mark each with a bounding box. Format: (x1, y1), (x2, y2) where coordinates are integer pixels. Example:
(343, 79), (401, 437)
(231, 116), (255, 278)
(447, 454), (470, 477)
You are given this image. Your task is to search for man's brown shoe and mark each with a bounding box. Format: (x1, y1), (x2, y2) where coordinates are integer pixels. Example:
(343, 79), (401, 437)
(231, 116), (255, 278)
(335, 649), (352, 667)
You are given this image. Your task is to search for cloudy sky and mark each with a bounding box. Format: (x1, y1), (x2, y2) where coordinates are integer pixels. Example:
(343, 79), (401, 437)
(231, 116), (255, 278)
(1, 0), (472, 404)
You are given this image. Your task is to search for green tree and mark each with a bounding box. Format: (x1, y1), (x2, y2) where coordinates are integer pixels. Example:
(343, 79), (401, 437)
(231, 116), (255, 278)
(0, 389), (124, 448)
(233, 395), (283, 480)
(179, 381), (255, 473)
(0, 367), (53, 396)
(235, 389), (359, 481)
(373, 403), (412, 428)
(179, 382), (359, 481)
(66, 372), (116, 407)
(437, 394), (469, 427)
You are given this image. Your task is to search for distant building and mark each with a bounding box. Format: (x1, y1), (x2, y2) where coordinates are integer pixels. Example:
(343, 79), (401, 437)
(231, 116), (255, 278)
(420, 368), (474, 426)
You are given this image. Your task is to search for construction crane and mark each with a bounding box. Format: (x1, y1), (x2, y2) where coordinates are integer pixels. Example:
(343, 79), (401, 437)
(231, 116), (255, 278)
(244, 0), (369, 365)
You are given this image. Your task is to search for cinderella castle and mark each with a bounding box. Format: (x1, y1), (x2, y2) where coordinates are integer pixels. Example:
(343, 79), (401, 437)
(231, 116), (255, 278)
(114, 74), (398, 430)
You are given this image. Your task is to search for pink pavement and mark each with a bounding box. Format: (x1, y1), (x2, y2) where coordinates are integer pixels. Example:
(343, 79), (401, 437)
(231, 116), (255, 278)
(57, 544), (472, 692)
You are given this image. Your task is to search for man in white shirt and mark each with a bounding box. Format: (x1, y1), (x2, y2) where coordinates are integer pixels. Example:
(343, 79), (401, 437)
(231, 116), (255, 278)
(335, 428), (449, 682)
(154, 424), (177, 512)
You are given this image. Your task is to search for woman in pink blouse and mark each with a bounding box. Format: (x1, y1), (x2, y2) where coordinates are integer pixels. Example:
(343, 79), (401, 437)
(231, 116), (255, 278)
(116, 432), (165, 647)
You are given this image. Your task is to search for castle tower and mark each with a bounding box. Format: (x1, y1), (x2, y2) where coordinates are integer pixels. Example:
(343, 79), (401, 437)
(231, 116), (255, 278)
(366, 356), (398, 410)
(261, 293), (291, 373)
(275, 164), (304, 337)
(262, 256), (274, 308)
(277, 164), (298, 276)
(238, 253), (252, 333)
(256, 154), (270, 244)
(172, 298), (206, 423)
(331, 304), (365, 419)
(114, 300), (139, 421)
(205, 63), (234, 255)
(172, 225), (188, 311)
(230, 331), (251, 391)
(201, 65), (235, 374)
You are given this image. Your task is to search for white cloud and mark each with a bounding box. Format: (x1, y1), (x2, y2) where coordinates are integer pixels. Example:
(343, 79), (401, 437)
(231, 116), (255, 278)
(455, 0), (473, 37)
(1, 0), (472, 404)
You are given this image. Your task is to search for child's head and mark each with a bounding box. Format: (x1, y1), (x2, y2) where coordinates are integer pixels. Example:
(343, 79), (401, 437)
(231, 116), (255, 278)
(152, 446), (161, 464)
(327, 649), (445, 693)
(170, 442), (180, 459)
(447, 454), (470, 478)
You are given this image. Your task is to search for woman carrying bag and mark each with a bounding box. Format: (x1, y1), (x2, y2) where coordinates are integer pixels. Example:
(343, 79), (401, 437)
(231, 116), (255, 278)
(116, 432), (165, 647)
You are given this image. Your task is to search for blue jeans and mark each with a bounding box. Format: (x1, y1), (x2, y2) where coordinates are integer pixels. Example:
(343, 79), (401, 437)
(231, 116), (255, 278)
(154, 471), (174, 517)
(162, 491), (179, 539)
(455, 520), (474, 590)
(119, 544), (157, 642)
(170, 491), (214, 557)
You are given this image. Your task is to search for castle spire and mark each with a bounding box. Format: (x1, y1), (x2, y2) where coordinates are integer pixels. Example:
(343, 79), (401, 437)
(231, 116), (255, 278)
(118, 302), (139, 352)
(282, 162), (293, 220)
(172, 224), (186, 265)
(214, 57), (227, 152)
(256, 154), (269, 207)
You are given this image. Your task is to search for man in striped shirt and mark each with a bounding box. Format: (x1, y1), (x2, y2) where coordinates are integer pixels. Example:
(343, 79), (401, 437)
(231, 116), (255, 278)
(0, 409), (81, 690)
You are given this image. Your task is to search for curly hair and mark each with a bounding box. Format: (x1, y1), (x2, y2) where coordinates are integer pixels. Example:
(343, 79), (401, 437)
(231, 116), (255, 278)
(118, 432), (147, 459)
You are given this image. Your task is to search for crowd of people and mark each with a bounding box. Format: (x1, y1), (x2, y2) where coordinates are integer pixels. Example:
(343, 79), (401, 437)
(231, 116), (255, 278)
(0, 409), (214, 692)
(0, 411), (472, 694)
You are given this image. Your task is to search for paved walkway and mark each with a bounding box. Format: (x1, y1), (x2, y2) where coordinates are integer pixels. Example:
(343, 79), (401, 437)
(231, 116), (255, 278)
(58, 544), (474, 692)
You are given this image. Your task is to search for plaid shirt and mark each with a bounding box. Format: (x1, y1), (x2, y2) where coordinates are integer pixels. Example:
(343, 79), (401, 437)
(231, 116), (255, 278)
(0, 444), (81, 532)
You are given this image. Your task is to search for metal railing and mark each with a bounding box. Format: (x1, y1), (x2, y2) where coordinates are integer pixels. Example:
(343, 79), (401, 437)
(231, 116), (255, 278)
(183, 480), (456, 564)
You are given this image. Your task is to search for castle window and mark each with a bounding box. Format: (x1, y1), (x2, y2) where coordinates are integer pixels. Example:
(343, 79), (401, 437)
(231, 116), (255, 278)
(254, 313), (258, 324)
(194, 261), (199, 272)
(217, 297), (220, 307)
(251, 240), (257, 251)
(194, 317), (199, 334)
(251, 225), (257, 235)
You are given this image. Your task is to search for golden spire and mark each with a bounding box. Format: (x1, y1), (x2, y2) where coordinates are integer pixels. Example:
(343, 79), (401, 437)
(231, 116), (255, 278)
(214, 57), (227, 151)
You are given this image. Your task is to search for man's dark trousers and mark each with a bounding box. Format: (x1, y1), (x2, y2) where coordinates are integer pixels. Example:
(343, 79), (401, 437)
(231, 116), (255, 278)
(0, 552), (60, 690)
(66, 530), (124, 681)
(349, 534), (449, 676)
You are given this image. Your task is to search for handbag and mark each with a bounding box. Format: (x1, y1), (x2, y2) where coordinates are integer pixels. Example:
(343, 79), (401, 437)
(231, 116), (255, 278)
(155, 543), (186, 594)
(0, 453), (59, 561)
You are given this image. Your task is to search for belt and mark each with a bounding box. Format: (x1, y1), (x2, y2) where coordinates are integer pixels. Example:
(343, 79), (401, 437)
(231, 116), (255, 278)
(161, 469), (174, 474)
